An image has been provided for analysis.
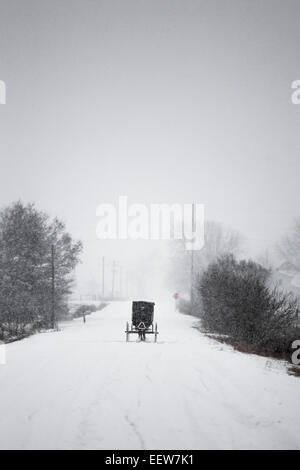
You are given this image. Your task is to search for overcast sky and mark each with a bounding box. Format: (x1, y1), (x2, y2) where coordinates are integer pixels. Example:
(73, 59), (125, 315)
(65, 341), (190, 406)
(0, 0), (300, 293)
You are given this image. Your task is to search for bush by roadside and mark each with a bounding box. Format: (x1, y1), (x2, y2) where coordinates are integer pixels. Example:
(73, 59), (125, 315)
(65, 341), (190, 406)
(71, 303), (108, 319)
(198, 254), (300, 356)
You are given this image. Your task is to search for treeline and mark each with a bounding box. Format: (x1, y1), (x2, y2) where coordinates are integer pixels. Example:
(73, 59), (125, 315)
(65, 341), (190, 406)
(0, 202), (82, 341)
(170, 219), (300, 357)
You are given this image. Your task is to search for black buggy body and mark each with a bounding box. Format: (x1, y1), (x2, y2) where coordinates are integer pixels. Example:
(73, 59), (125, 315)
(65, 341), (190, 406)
(125, 301), (158, 342)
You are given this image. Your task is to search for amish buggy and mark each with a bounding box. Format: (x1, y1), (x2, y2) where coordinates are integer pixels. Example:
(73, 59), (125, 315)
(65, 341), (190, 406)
(125, 301), (158, 342)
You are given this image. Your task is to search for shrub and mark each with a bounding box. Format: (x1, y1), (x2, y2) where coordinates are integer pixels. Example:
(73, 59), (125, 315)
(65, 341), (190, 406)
(198, 255), (300, 354)
(72, 303), (107, 319)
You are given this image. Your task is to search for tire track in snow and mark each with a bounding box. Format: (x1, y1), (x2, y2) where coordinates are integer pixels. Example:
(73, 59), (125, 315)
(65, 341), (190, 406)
(124, 414), (146, 450)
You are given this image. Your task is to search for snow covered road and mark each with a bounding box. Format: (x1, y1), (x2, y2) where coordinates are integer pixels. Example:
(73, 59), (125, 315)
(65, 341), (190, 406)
(0, 301), (299, 450)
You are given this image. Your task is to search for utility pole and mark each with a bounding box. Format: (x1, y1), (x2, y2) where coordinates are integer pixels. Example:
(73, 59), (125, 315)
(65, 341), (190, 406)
(102, 256), (105, 299)
(119, 266), (123, 299)
(111, 260), (116, 299)
(124, 269), (129, 299)
(190, 203), (195, 308)
(51, 244), (56, 329)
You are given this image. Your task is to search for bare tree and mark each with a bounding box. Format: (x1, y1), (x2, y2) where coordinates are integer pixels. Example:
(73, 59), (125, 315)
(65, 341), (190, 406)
(166, 220), (243, 294)
(194, 220), (243, 274)
(256, 249), (276, 271)
(278, 217), (300, 271)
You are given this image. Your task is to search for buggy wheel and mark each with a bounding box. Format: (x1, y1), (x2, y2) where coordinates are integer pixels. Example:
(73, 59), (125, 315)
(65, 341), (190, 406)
(126, 321), (129, 342)
(154, 323), (158, 343)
